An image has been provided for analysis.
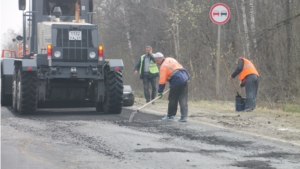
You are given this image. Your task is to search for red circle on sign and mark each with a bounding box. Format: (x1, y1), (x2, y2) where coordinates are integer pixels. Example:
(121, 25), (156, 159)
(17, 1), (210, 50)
(210, 3), (231, 25)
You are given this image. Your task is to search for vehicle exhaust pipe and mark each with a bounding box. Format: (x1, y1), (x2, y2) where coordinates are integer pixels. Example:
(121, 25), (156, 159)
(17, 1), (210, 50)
(75, 1), (80, 23)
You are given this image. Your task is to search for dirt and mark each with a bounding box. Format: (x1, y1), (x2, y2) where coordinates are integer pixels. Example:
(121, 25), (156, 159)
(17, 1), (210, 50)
(131, 97), (300, 146)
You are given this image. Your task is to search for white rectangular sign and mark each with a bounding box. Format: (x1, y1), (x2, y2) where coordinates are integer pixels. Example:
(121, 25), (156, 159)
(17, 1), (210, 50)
(69, 31), (82, 40)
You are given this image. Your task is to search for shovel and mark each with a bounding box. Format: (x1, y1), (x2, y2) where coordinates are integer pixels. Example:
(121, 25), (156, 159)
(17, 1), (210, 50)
(221, 56), (247, 111)
(221, 55), (241, 97)
(129, 89), (170, 122)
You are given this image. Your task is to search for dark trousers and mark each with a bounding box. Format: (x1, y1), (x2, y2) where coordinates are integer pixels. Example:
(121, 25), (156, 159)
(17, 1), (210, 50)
(143, 76), (157, 102)
(245, 74), (259, 110)
(167, 81), (188, 117)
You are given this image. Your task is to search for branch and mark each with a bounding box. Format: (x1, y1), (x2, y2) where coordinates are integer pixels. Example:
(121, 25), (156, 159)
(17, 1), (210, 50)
(256, 12), (300, 43)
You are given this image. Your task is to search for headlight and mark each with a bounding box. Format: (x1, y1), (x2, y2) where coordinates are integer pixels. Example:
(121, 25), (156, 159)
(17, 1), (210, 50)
(54, 51), (61, 58)
(89, 52), (96, 58)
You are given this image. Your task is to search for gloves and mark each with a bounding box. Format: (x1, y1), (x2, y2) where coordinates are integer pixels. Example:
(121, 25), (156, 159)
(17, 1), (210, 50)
(240, 79), (246, 87)
(158, 93), (163, 99)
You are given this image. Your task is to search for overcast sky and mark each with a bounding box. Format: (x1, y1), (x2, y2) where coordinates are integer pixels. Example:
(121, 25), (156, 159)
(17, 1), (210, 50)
(0, 0), (25, 51)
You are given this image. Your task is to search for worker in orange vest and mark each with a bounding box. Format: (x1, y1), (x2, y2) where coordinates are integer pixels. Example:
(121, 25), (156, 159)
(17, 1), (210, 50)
(153, 52), (190, 122)
(230, 57), (259, 112)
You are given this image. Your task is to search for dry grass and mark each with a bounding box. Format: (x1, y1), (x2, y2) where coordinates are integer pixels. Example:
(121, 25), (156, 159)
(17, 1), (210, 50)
(189, 99), (299, 115)
(283, 104), (300, 113)
(135, 95), (299, 116)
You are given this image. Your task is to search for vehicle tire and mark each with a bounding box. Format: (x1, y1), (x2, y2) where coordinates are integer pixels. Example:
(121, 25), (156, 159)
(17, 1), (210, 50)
(16, 69), (38, 115)
(100, 66), (123, 114)
(1, 75), (12, 106)
(12, 68), (18, 111)
(123, 98), (134, 107)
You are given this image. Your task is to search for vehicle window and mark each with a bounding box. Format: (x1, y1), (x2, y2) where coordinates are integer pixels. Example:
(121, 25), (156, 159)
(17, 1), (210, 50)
(43, 0), (80, 16)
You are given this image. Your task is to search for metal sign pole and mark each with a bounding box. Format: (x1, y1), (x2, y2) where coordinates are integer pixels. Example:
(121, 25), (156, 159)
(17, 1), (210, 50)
(216, 25), (221, 100)
(210, 3), (230, 100)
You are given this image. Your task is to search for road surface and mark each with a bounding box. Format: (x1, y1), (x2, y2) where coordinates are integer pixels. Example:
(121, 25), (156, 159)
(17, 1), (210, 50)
(1, 106), (300, 169)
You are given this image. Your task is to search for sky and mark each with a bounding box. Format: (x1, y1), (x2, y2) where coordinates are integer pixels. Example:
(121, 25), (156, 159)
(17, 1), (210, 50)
(0, 0), (26, 51)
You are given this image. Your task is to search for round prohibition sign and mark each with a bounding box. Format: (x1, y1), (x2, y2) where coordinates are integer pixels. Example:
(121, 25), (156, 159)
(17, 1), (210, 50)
(210, 3), (231, 25)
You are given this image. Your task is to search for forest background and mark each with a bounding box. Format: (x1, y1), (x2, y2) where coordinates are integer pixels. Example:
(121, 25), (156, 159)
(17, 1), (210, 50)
(2, 0), (300, 110)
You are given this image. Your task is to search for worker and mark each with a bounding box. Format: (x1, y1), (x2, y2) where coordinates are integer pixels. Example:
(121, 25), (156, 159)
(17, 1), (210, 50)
(230, 57), (259, 112)
(153, 52), (190, 122)
(134, 46), (159, 104)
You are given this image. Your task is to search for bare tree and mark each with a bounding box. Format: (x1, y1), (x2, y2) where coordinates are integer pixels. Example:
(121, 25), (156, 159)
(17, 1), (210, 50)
(285, 0), (292, 95)
(249, 0), (257, 58)
(120, 0), (134, 64)
(233, 0), (246, 56)
(241, 0), (251, 58)
(91, 0), (300, 104)
(160, 0), (181, 60)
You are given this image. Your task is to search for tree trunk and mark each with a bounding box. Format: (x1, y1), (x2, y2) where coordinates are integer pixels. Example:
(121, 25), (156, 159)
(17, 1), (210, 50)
(189, 59), (195, 99)
(234, 0), (245, 56)
(285, 0), (292, 94)
(241, 0), (251, 59)
(120, 0), (135, 64)
(171, 0), (180, 61)
(126, 31), (134, 61)
(172, 23), (180, 61)
(249, 0), (257, 59)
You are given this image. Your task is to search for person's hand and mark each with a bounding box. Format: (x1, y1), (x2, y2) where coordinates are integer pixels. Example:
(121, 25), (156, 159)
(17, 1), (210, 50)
(158, 93), (163, 99)
(240, 79), (246, 87)
(228, 75), (233, 79)
(134, 70), (138, 75)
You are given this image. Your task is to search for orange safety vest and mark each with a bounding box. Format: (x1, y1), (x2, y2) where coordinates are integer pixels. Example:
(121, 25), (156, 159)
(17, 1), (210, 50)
(238, 58), (259, 80)
(159, 57), (183, 84)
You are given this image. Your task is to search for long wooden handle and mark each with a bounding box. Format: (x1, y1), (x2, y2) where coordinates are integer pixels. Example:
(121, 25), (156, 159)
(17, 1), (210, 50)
(221, 56), (240, 95)
(137, 89), (170, 111)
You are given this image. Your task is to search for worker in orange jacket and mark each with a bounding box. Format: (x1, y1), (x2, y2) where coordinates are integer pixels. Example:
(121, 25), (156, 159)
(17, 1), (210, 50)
(230, 57), (259, 112)
(153, 52), (190, 122)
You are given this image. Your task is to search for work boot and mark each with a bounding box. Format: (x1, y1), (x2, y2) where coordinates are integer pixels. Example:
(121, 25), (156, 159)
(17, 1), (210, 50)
(178, 117), (187, 122)
(161, 116), (174, 121)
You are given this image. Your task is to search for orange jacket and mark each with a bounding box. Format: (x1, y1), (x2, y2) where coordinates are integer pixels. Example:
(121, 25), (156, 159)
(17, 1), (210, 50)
(238, 58), (259, 80)
(159, 57), (183, 85)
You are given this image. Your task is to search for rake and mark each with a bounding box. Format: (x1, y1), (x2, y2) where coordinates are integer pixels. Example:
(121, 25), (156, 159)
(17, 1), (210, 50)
(129, 89), (170, 122)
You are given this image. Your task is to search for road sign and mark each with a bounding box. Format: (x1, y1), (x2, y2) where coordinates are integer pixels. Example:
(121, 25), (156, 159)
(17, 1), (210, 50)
(209, 3), (231, 99)
(210, 3), (231, 25)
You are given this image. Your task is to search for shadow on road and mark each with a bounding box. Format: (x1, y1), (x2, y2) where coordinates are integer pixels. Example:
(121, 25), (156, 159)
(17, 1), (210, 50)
(3, 104), (162, 122)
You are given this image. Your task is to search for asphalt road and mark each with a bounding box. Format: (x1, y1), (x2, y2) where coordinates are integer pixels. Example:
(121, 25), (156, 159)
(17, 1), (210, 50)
(1, 105), (300, 169)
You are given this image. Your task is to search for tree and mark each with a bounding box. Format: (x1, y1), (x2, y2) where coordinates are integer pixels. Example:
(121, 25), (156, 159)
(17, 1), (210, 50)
(241, 0), (251, 59)
(91, 0), (300, 104)
(249, 0), (257, 59)
(1, 29), (18, 54)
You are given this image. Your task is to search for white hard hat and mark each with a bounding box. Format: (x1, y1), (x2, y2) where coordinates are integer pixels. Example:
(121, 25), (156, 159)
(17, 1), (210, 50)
(154, 52), (164, 58)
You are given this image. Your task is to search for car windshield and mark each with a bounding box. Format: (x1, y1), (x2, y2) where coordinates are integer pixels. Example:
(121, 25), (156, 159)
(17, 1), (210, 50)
(43, 0), (80, 16)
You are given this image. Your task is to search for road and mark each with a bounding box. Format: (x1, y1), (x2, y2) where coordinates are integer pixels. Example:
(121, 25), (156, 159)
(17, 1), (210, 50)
(1, 105), (300, 169)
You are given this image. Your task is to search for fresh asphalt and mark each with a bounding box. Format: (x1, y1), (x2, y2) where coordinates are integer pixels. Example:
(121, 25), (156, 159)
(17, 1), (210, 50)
(1, 105), (300, 169)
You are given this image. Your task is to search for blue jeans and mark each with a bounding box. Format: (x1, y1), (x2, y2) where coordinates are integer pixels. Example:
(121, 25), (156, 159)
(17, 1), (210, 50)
(142, 76), (157, 102)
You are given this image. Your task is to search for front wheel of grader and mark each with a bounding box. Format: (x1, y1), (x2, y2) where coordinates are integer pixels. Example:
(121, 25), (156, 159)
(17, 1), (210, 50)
(15, 68), (38, 115)
(96, 66), (123, 114)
